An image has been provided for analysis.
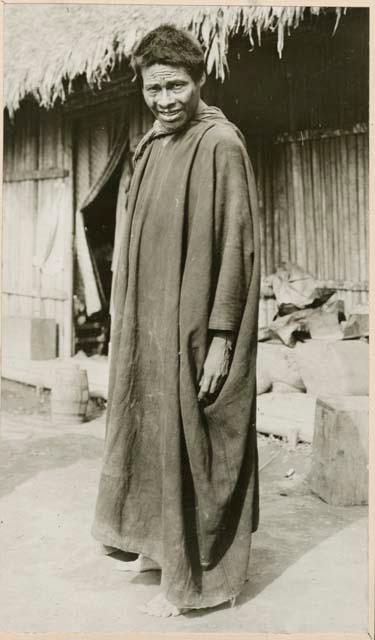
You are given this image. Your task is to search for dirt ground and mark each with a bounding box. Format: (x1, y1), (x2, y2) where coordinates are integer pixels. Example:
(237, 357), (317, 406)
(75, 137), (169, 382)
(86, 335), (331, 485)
(0, 379), (369, 634)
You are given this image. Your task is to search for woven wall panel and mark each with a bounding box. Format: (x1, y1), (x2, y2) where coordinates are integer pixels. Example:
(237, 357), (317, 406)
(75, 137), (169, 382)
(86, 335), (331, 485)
(251, 131), (369, 313)
(3, 106), (68, 343)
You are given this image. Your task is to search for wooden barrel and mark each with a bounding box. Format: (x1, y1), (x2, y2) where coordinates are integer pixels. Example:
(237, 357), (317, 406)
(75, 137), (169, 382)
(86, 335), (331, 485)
(51, 364), (89, 423)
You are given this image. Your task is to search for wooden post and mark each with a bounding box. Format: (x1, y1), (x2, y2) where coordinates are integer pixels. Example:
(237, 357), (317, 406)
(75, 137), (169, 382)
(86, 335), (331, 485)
(62, 118), (75, 358)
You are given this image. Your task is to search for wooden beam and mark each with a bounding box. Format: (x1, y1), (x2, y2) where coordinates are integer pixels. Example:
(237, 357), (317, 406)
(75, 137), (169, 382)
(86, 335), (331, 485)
(274, 123), (368, 145)
(63, 72), (138, 116)
(260, 278), (369, 299)
(315, 279), (369, 292)
(2, 289), (67, 301)
(4, 168), (69, 182)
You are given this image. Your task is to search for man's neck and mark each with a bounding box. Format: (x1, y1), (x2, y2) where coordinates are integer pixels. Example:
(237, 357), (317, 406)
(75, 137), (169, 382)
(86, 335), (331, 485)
(194, 99), (208, 117)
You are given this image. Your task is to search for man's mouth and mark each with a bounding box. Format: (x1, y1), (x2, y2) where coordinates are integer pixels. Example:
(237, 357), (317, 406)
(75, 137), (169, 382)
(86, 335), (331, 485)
(158, 109), (183, 121)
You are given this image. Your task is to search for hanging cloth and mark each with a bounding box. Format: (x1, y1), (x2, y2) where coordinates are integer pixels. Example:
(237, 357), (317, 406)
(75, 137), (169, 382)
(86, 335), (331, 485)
(75, 120), (129, 316)
(80, 121), (129, 213)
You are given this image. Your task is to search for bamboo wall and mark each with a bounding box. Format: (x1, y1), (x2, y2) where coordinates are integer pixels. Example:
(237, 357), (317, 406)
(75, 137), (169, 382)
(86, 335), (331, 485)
(3, 103), (74, 357)
(2, 95), (151, 361)
(251, 128), (369, 325)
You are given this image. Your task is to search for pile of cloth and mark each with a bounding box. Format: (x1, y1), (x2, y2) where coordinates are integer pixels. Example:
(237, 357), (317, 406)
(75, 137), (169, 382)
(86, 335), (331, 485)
(257, 263), (369, 397)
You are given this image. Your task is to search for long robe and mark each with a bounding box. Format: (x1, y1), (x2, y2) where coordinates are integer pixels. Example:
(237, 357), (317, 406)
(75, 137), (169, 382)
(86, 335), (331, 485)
(92, 107), (261, 609)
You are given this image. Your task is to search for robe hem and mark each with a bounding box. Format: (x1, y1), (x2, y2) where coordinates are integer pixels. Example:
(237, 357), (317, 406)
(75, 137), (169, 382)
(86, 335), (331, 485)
(92, 524), (247, 611)
(91, 524), (163, 568)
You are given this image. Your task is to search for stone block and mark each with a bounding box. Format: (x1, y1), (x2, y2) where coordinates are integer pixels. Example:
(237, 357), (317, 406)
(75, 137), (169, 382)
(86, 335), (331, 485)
(257, 393), (316, 443)
(309, 396), (368, 506)
(294, 340), (368, 396)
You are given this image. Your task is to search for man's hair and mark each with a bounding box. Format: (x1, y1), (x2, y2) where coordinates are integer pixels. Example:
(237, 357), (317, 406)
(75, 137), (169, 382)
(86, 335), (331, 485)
(130, 24), (205, 83)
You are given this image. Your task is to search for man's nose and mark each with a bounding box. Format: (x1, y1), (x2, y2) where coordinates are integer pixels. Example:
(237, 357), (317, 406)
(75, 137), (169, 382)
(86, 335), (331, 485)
(158, 88), (175, 108)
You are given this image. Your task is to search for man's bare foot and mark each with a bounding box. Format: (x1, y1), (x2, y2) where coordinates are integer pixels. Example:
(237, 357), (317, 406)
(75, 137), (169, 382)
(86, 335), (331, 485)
(139, 592), (186, 617)
(110, 554), (161, 572)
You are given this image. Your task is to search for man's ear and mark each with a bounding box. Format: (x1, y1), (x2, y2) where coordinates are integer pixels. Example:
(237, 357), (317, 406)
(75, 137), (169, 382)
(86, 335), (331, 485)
(199, 72), (206, 88)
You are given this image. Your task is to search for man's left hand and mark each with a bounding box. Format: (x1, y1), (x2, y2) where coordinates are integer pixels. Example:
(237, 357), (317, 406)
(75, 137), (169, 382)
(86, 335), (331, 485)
(198, 333), (234, 403)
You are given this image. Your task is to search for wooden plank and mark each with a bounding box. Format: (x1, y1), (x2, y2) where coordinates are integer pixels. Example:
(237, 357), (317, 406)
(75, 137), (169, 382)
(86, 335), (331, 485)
(301, 139), (315, 275)
(364, 133), (369, 250)
(322, 138), (334, 280)
(274, 143), (289, 267)
(32, 176), (39, 296)
(339, 136), (350, 280)
(291, 142), (307, 270)
(63, 74), (137, 115)
(43, 298), (55, 320)
(24, 181), (35, 293)
(333, 136), (345, 281)
(13, 184), (22, 301)
(2, 289), (67, 301)
(356, 134), (366, 284)
(4, 168), (69, 182)
(319, 139), (327, 280)
(356, 135), (368, 279)
(284, 143), (296, 266)
(264, 142), (274, 274)
(49, 110), (59, 169)
(315, 279), (368, 292)
(328, 138), (339, 280)
(37, 179), (66, 302)
(347, 134), (360, 283)
(62, 118), (75, 358)
(310, 140), (323, 279)
(274, 123), (368, 144)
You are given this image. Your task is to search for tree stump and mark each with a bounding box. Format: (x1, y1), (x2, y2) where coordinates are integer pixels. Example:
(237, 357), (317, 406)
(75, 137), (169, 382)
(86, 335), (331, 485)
(309, 396), (368, 506)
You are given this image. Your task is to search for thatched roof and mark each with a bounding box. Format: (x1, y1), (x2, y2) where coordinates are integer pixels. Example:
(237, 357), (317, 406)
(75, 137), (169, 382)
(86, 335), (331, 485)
(4, 5), (345, 115)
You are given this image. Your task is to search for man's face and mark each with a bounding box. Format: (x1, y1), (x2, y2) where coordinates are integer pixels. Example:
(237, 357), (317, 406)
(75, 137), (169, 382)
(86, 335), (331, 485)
(141, 64), (204, 132)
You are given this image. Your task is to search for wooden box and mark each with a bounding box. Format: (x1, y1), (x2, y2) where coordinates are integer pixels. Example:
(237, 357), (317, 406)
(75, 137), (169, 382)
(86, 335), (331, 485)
(309, 396), (368, 506)
(2, 316), (58, 360)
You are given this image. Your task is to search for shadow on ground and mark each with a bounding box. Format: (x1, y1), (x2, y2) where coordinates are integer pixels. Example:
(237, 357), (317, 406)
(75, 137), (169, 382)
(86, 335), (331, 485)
(0, 432), (103, 499)
(182, 463), (366, 618)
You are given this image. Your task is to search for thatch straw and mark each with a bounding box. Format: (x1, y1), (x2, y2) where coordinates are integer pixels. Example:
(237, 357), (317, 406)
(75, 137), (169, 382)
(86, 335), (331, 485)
(4, 5), (345, 115)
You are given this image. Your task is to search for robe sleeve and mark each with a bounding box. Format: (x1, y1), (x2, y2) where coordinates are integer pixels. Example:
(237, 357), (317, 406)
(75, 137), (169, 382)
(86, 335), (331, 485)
(208, 134), (255, 333)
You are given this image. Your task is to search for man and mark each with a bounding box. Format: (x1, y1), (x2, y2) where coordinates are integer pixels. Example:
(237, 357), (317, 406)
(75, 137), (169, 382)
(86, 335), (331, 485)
(92, 24), (260, 618)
